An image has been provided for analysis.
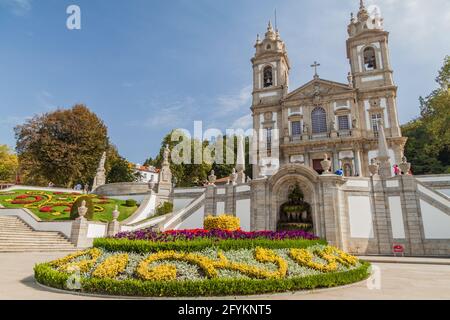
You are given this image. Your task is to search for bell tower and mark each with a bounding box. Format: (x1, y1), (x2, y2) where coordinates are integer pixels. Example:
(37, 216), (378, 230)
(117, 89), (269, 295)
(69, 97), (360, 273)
(251, 21), (290, 106)
(251, 21), (290, 178)
(346, 0), (394, 89)
(346, 0), (402, 144)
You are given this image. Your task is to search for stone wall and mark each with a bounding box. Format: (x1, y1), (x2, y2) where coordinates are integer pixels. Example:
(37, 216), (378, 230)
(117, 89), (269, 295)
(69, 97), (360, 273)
(93, 182), (151, 196)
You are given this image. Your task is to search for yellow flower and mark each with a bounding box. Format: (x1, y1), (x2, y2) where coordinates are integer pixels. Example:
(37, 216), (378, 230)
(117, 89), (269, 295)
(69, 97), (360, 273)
(204, 214), (240, 231)
(92, 254), (129, 279)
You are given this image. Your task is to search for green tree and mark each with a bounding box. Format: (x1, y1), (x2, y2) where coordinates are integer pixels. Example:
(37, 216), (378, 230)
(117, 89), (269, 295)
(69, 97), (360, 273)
(106, 156), (137, 183)
(144, 132), (253, 187)
(15, 104), (109, 187)
(403, 56), (450, 174)
(0, 145), (18, 183)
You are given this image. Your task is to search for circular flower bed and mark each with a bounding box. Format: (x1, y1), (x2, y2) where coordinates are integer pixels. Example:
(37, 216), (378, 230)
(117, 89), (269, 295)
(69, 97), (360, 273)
(34, 230), (370, 297)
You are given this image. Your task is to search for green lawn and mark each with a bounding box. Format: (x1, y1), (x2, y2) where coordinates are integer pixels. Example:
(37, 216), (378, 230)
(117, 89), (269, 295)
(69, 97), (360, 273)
(0, 190), (138, 222)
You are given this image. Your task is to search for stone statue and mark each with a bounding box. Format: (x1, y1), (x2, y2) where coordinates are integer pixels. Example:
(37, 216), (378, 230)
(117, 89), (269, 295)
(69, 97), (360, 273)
(303, 123), (309, 134)
(208, 170), (217, 185)
(399, 156), (411, 175)
(92, 151), (107, 191)
(163, 144), (170, 164)
(352, 117), (358, 129)
(230, 168), (238, 185)
(368, 158), (380, 176)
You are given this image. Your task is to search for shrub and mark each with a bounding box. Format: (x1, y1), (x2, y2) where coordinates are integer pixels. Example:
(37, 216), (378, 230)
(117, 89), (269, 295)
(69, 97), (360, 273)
(204, 214), (240, 231)
(34, 260), (370, 297)
(124, 199), (137, 207)
(70, 196), (95, 220)
(94, 237), (327, 254)
(155, 201), (173, 217)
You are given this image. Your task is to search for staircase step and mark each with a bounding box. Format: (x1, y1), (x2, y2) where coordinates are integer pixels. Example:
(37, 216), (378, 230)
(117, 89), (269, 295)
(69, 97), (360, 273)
(0, 216), (75, 251)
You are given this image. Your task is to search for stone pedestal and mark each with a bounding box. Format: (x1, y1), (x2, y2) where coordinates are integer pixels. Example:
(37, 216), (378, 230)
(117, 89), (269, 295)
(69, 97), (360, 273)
(107, 220), (120, 237)
(70, 218), (90, 248)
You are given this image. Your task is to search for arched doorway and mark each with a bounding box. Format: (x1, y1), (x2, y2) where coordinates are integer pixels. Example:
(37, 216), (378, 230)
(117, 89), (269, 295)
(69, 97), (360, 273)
(268, 164), (320, 236)
(278, 184), (313, 232)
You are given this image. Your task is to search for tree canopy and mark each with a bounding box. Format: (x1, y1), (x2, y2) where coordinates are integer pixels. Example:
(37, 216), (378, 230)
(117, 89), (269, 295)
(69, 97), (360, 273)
(144, 131), (252, 187)
(403, 56), (450, 174)
(0, 145), (18, 183)
(14, 104), (130, 187)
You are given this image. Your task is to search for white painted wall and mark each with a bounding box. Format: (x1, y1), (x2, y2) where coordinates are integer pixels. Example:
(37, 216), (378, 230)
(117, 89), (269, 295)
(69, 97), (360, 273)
(87, 223), (107, 238)
(420, 200), (450, 239)
(176, 206), (205, 230)
(347, 196), (374, 238)
(173, 198), (196, 211)
(236, 199), (251, 231)
(388, 196), (405, 239)
(217, 202), (225, 215)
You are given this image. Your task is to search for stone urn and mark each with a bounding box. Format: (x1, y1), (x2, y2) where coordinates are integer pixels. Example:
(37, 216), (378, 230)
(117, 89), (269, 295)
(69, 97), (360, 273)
(368, 159), (380, 176)
(320, 153), (332, 174)
(399, 156), (411, 175)
(77, 200), (87, 219)
(112, 205), (120, 221)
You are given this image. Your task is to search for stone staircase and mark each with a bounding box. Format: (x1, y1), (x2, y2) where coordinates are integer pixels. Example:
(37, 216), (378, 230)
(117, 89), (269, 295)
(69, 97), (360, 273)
(0, 216), (76, 252)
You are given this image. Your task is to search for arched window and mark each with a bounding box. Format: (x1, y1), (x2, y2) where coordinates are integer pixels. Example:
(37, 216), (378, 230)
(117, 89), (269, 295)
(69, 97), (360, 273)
(311, 107), (327, 134)
(363, 47), (377, 70)
(263, 66), (273, 87)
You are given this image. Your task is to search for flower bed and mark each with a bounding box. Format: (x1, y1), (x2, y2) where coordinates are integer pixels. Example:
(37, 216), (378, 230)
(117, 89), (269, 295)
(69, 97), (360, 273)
(35, 237), (370, 297)
(0, 189), (138, 222)
(114, 228), (318, 242)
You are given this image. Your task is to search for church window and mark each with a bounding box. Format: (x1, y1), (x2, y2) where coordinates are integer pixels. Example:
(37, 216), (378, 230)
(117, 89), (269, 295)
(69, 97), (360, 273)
(363, 47), (377, 70)
(338, 115), (350, 131)
(291, 121), (302, 136)
(371, 113), (383, 137)
(266, 44), (272, 50)
(263, 66), (273, 88)
(311, 107), (327, 134)
(266, 127), (272, 157)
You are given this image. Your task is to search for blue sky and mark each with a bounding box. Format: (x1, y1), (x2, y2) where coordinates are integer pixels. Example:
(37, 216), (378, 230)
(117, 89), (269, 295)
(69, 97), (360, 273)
(0, 0), (449, 164)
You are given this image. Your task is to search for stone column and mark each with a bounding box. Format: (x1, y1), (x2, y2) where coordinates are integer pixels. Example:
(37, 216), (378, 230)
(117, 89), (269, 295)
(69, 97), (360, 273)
(250, 178), (268, 231)
(399, 175), (425, 256)
(318, 175), (346, 249)
(224, 184), (236, 216)
(107, 205), (121, 237)
(70, 201), (90, 248)
(354, 149), (362, 176)
(371, 176), (393, 254)
(204, 185), (216, 217)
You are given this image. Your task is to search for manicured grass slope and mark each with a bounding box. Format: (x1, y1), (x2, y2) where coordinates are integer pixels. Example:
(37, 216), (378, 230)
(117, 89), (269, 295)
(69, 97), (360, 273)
(0, 190), (137, 222)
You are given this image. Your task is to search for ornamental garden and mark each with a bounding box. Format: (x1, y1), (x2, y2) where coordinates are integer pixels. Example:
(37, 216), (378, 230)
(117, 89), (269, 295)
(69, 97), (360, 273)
(34, 215), (371, 297)
(0, 190), (138, 222)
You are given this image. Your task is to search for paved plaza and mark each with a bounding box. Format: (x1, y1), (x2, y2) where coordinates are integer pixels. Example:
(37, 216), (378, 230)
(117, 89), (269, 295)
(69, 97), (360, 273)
(1, 252), (449, 300)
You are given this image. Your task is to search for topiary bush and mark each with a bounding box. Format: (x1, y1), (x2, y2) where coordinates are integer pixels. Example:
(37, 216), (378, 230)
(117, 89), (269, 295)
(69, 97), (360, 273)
(204, 214), (240, 231)
(155, 201), (173, 217)
(70, 196), (95, 220)
(124, 199), (137, 207)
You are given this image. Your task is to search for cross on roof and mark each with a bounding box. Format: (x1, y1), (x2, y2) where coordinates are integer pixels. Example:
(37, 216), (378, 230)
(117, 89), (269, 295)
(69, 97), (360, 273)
(310, 61), (321, 79)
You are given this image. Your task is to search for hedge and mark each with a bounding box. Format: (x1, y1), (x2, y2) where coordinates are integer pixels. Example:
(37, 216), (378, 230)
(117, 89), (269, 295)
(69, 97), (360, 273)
(34, 261), (371, 297)
(93, 237), (328, 253)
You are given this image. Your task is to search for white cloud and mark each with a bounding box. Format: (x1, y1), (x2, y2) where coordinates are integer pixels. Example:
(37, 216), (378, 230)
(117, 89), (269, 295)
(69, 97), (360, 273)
(366, 0), (450, 59)
(230, 114), (253, 130)
(0, 0), (32, 16)
(216, 85), (252, 115)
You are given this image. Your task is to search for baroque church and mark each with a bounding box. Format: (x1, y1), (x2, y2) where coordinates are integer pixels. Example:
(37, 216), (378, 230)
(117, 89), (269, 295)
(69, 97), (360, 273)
(252, 0), (407, 178)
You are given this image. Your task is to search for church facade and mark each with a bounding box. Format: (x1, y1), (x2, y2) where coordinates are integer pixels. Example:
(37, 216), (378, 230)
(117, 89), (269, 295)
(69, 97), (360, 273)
(252, 1), (407, 178)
